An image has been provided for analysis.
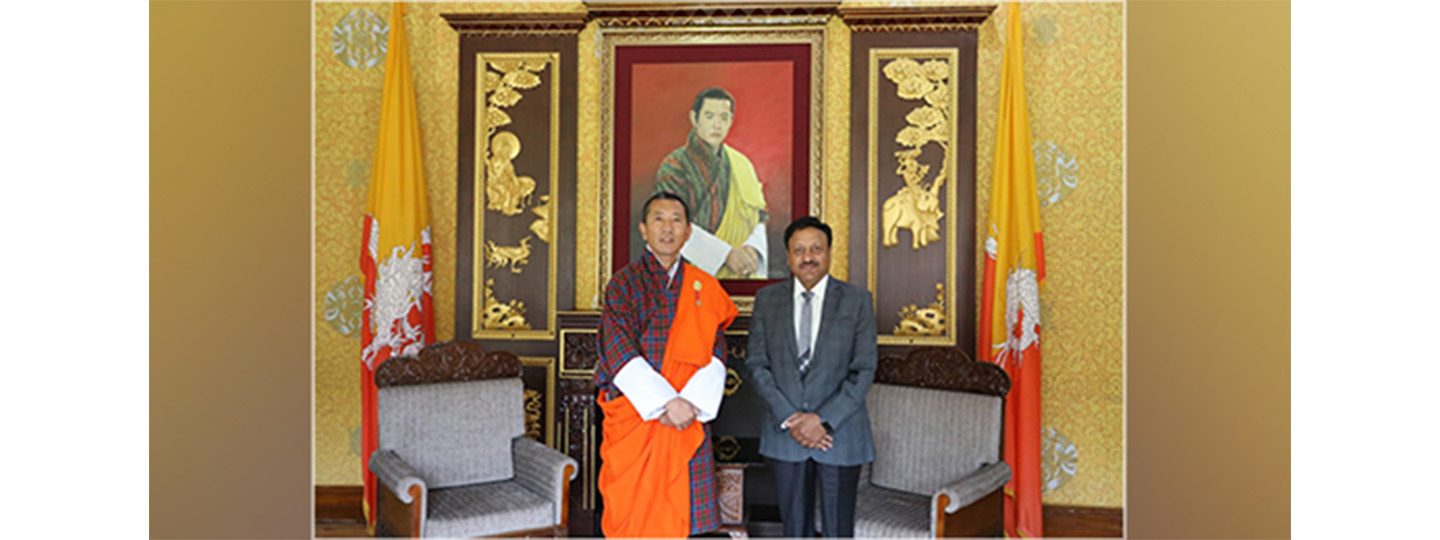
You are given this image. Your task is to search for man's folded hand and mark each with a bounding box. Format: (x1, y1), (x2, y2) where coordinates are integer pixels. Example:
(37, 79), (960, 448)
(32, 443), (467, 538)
(663, 397), (698, 430)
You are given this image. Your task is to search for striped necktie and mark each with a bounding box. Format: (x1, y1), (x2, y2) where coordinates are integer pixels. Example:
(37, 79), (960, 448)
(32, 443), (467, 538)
(798, 290), (814, 375)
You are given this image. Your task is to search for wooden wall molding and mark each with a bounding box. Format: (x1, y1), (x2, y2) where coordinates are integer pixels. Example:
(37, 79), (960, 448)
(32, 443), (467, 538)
(588, 1), (838, 27)
(839, 4), (995, 32)
(1044, 504), (1124, 538)
(314, 485), (364, 523)
(441, 12), (587, 35)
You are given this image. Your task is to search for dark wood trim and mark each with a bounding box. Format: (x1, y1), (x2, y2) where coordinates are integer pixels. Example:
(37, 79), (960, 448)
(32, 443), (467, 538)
(315, 485), (364, 523)
(441, 12), (587, 35)
(373, 341), (522, 388)
(1043, 504), (1124, 538)
(376, 483), (423, 537)
(838, 4), (995, 31)
(937, 488), (1004, 537)
(560, 463), (575, 531)
(875, 347), (1011, 397)
(587, 2), (839, 25)
(934, 492), (949, 537)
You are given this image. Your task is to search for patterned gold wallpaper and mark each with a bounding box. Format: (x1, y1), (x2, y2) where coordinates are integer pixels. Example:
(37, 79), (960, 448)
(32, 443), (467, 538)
(314, 1), (1123, 508)
(313, 1), (584, 486)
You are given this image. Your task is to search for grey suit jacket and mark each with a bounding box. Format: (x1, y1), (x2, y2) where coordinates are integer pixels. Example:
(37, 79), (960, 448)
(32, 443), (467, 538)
(745, 276), (877, 466)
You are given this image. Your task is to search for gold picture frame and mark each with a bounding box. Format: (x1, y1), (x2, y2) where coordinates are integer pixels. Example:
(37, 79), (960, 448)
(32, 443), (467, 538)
(596, 24), (827, 307)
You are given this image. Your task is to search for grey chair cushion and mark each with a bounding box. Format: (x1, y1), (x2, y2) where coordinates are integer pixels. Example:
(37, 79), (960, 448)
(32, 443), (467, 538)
(855, 473), (932, 538)
(378, 378), (525, 488)
(866, 383), (1003, 495)
(423, 480), (554, 538)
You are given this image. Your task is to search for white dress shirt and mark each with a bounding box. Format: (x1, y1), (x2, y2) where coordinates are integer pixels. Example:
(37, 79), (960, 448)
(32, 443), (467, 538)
(611, 254), (726, 421)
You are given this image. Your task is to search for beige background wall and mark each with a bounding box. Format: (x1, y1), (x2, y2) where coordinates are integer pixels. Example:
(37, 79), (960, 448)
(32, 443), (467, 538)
(314, 1), (1122, 508)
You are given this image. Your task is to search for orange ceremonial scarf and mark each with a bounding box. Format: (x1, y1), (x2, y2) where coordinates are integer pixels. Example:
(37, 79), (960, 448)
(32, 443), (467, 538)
(597, 263), (737, 537)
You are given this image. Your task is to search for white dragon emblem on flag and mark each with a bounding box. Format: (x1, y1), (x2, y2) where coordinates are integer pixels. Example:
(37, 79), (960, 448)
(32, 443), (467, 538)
(362, 220), (433, 369)
(994, 261), (1041, 370)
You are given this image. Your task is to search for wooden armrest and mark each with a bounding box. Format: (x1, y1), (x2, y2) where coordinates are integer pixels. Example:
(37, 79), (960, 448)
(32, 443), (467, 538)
(934, 488), (1003, 537)
(377, 483), (424, 538)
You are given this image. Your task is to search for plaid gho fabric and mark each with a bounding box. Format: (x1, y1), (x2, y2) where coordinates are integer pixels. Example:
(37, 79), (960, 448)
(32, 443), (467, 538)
(597, 252), (727, 534)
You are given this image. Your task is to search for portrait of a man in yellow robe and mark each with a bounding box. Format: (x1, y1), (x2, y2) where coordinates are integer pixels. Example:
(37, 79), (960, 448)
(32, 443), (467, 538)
(651, 87), (770, 279)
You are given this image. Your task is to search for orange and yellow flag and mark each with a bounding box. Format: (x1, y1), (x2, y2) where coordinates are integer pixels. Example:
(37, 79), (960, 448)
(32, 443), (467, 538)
(359, 2), (434, 527)
(978, 3), (1046, 537)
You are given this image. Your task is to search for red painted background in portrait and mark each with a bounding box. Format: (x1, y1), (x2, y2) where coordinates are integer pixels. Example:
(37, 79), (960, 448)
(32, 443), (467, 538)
(628, 61), (793, 236)
(614, 44), (811, 295)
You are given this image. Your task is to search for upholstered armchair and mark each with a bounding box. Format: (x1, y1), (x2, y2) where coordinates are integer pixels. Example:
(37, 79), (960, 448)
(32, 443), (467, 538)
(369, 341), (578, 537)
(853, 347), (1012, 537)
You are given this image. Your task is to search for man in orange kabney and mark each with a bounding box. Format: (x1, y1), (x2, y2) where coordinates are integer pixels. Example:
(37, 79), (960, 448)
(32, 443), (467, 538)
(596, 191), (738, 537)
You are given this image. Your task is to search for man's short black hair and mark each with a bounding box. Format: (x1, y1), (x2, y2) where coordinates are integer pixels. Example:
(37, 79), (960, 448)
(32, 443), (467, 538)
(641, 191), (690, 223)
(784, 216), (832, 249)
(691, 87), (736, 115)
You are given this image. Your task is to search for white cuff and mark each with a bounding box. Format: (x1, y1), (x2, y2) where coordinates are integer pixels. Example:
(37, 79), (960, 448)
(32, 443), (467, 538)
(742, 222), (768, 278)
(678, 357), (726, 422)
(681, 226), (730, 275)
(613, 357), (677, 421)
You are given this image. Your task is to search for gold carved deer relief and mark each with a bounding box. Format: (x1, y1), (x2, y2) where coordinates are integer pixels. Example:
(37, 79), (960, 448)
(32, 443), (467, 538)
(882, 149), (945, 249)
(879, 57), (951, 251)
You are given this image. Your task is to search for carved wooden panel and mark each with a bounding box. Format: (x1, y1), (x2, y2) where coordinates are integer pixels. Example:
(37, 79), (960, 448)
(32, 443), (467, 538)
(716, 464), (747, 525)
(847, 20), (983, 355)
(555, 318), (601, 525)
(558, 377), (599, 515)
(561, 328), (601, 376)
(875, 346), (1010, 397)
(451, 24), (578, 343)
(372, 341), (521, 387)
(519, 356), (557, 447)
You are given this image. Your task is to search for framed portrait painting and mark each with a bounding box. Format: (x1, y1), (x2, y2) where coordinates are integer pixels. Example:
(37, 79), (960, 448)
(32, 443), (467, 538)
(599, 26), (825, 303)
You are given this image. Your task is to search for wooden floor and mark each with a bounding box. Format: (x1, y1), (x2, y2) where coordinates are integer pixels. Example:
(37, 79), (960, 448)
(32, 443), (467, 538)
(315, 486), (1122, 538)
(315, 516), (596, 538)
(316, 520), (371, 538)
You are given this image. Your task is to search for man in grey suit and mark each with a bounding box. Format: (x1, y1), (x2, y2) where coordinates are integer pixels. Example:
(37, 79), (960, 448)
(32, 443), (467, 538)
(746, 216), (877, 537)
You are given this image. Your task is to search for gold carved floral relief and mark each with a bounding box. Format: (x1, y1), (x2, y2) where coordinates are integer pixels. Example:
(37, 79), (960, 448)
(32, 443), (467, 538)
(482, 278), (531, 330)
(529, 195), (552, 243)
(523, 388), (543, 441)
(894, 282), (946, 336)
